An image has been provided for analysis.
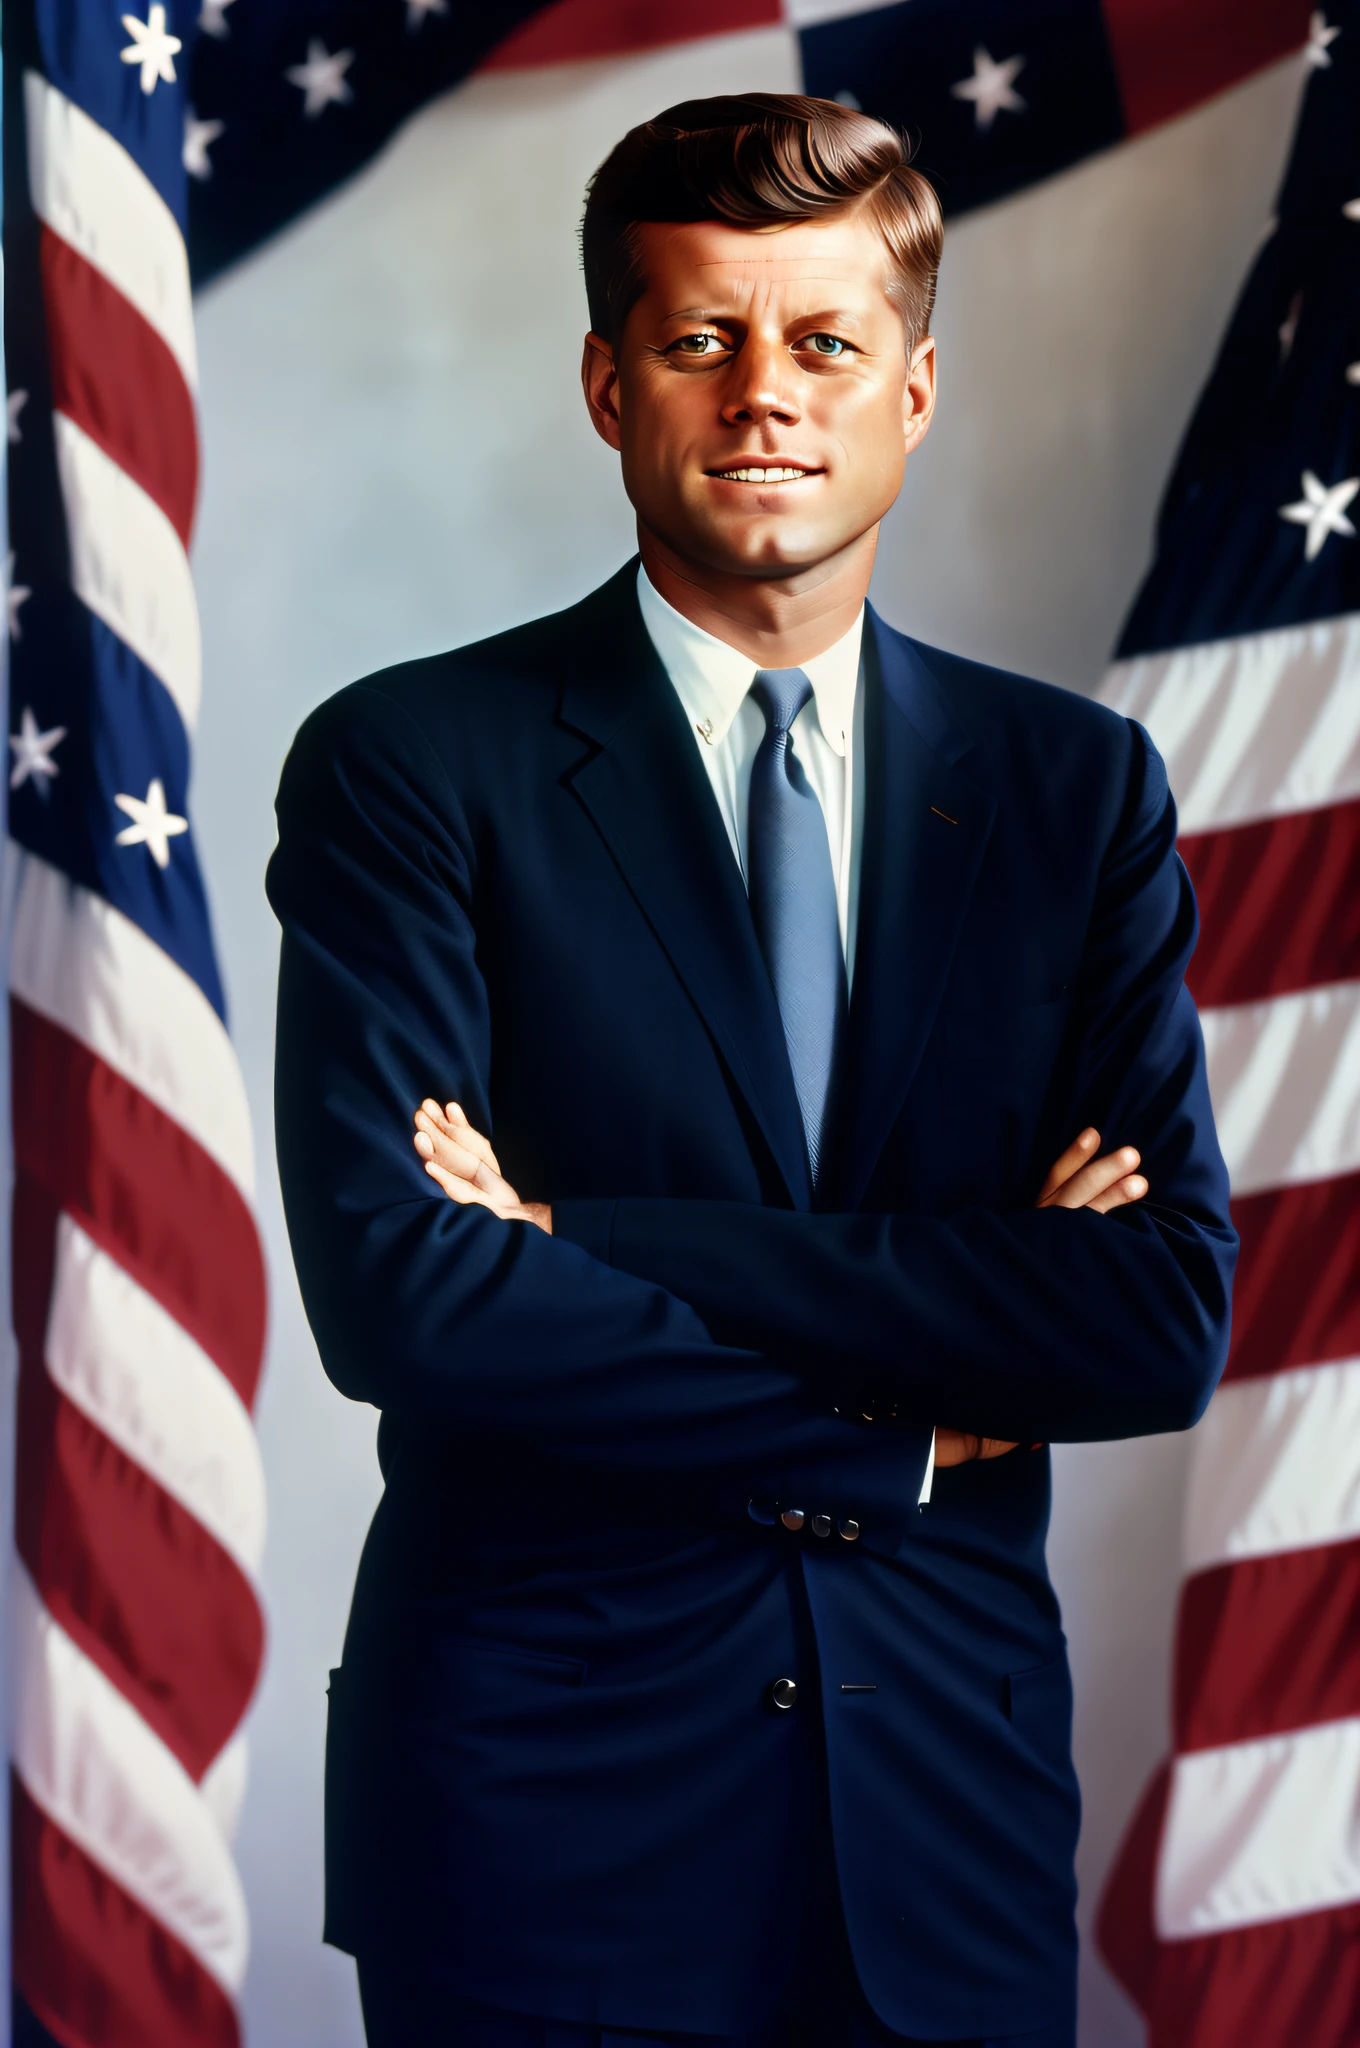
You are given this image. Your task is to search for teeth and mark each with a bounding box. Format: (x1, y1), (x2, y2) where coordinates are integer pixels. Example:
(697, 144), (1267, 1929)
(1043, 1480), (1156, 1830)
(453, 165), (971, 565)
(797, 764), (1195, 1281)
(718, 466), (811, 483)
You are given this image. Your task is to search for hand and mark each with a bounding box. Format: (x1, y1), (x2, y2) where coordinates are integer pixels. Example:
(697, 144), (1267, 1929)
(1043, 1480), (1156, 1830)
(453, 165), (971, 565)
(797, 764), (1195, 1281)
(934, 1127), (1148, 1467)
(413, 1100), (552, 1234)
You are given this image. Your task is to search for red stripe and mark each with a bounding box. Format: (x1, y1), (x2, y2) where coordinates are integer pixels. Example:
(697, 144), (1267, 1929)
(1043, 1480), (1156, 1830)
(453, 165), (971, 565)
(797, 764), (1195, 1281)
(13, 1348), (264, 1781)
(481, 0), (780, 70)
(1094, 1756), (1170, 2015)
(11, 1773), (240, 2048)
(1225, 1170), (1360, 1382)
(1181, 801), (1360, 1008)
(11, 999), (266, 1410)
(1102, 0), (1312, 136)
(1144, 1900), (1360, 2048)
(40, 227), (198, 550)
(1173, 1540), (1360, 1752)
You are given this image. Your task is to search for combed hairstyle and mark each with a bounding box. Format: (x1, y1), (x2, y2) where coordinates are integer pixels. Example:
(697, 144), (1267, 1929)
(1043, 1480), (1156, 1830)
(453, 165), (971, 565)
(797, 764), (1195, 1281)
(581, 93), (943, 351)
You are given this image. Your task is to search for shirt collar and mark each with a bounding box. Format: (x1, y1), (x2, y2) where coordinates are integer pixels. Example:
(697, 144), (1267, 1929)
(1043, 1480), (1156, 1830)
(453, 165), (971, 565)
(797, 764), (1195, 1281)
(637, 565), (862, 758)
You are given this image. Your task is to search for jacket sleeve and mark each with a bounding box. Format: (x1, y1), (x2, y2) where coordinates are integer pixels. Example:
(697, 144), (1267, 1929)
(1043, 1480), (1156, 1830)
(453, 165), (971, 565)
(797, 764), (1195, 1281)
(266, 681), (931, 1507)
(552, 722), (1238, 1445)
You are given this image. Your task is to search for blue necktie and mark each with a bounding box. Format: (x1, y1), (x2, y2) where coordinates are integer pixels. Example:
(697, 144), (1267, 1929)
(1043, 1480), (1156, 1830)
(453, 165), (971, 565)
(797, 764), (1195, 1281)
(748, 669), (848, 1186)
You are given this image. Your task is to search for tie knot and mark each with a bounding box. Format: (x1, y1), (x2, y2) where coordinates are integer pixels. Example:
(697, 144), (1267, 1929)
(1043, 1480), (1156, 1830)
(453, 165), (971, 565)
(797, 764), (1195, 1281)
(752, 668), (813, 735)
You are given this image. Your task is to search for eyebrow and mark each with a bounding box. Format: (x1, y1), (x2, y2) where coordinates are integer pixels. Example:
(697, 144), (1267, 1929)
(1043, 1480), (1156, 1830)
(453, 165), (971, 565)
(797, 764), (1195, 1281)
(660, 306), (869, 328)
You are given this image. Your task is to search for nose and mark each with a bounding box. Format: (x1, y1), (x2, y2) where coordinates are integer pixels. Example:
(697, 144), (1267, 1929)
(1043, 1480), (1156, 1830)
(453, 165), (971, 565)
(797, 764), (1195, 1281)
(720, 335), (801, 430)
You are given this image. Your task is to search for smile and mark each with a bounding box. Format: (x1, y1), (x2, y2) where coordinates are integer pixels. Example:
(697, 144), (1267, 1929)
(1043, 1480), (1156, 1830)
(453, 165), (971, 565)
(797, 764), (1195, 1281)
(709, 465), (821, 483)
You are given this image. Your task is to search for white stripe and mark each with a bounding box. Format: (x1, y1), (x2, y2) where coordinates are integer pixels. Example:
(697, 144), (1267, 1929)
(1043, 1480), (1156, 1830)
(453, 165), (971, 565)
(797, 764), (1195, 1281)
(1201, 978), (1360, 1195)
(1157, 1715), (1360, 1937)
(24, 70), (198, 395)
(6, 845), (255, 1198)
(8, 1564), (248, 1993)
(54, 412), (201, 733)
(201, 1734), (249, 1844)
(784, 0), (904, 24)
(1101, 612), (1360, 834)
(46, 1216), (266, 1577)
(1183, 1357), (1360, 1574)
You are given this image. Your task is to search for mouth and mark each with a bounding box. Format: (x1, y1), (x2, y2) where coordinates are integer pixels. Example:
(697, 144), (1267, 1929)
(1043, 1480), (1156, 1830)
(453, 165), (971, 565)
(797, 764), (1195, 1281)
(706, 463), (824, 484)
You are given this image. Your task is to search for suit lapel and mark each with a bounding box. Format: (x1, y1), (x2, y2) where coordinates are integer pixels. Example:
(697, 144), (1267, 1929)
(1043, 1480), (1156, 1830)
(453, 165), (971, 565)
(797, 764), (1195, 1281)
(836, 613), (997, 1210)
(558, 569), (813, 1211)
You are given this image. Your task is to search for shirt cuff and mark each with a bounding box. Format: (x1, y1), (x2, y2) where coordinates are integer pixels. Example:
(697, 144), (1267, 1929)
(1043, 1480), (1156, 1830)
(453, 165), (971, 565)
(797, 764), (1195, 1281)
(917, 1428), (936, 1508)
(550, 1198), (617, 1266)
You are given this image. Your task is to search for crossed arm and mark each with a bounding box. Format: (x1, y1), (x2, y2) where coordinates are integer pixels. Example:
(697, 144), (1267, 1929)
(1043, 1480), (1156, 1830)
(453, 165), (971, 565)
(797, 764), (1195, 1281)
(412, 1100), (1148, 1466)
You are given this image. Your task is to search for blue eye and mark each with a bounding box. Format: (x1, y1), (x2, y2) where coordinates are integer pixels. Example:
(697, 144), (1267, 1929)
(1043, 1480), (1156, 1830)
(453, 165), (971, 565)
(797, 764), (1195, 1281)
(806, 333), (846, 357)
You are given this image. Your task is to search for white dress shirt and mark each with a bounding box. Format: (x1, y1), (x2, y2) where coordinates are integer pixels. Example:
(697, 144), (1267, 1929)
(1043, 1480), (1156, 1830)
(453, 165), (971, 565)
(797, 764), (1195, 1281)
(636, 566), (936, 1506)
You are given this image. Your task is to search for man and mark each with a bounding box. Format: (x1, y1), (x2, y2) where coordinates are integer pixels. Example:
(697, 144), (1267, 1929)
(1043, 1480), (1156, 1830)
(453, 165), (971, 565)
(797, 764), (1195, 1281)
(268, 95), (1235, 2048)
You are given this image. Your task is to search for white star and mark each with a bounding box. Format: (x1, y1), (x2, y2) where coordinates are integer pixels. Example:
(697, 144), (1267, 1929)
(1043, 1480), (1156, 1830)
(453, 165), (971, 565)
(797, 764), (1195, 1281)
(1278, 290), (1303, 360)
(7, 390), (28, 444)
(285, 39), (354, 117)
(1304, 11), (1341, 65)
(951, 46), (1027, 131)
(120, 4), (182, 94)
(9, 706), (66, 793)
(114, 779), (189, 868)
(6, 552), (31, 640)
(405, 0), (447, 29)
(183, 110), (225, 179)
(1279, 470), (1359, 561)
(198, 0), (236, 36)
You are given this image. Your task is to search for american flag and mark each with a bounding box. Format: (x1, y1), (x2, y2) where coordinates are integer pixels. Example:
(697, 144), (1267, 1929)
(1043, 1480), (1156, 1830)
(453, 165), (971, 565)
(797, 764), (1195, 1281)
(2, 0), (267, 2042)
(1094, 9), (1360, 2042)
(1, 0), (1339, 2042)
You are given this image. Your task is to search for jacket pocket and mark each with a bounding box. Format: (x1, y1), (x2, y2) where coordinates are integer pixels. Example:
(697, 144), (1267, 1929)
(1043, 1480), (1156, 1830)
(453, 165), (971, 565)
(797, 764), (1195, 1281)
(1004, 1652), (1074, 1756)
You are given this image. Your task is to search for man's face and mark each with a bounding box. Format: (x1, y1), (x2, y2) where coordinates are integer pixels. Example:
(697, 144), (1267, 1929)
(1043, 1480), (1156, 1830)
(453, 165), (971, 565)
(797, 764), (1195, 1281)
(582, 208), (934, 581)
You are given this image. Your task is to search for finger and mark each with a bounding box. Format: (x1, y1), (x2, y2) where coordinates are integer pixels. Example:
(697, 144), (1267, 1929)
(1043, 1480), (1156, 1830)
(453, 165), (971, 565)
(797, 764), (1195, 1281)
(416, 1100), (503, 1177)
(975, 1438), (1020, 1460)
(1035, 1128), (1100, 1205)
(1084, 1172), (1148, 1215)
(442, 1101), (502, 1176)
(423, 1158), (489, 1205)
(415, 1112), (518, 1202)
(933, 1430), (980, 1468)
(1039, 1146), (1140, 1211)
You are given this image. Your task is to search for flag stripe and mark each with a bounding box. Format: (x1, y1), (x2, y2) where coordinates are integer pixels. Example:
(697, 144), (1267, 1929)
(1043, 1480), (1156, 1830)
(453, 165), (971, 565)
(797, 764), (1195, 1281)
(14, 1356), (264, 1785)
(1156, 1713), (1360, 1937)
(1181, 1356), (1360, 1573)
(45, 1215), (266, 1577)
(1181, 799), (1360, 1007)
(8, 1563), (250, 1993)
(1226, 1169), (1360, 1382)
(24, 71), (198, 396)
(1101, 0), (1312, 137)
(481, 0), (782, 71)
(54, 411), (201, 735)
(8, 847), (255, 1200)
(1102, 613), (1360, 836)
(11, 1774), (241, 2048)
(1200, 978), (1360, 1195)
(1174, 1539), (1360, 1752)
(10, 1000), (266, 1408)
(1141, 1900), (1360, 2048)
(41, 225), (198, 550)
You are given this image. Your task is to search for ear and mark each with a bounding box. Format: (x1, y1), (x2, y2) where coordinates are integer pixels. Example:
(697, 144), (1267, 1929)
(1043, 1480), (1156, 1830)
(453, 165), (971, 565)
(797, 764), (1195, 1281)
(902, 334), (937, 452)
(581, 333), (623, 452)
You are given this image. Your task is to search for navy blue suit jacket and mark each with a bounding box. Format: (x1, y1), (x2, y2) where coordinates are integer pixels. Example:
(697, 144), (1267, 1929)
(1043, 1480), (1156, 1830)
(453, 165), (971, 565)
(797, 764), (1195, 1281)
(267, 562), (1236, 2040)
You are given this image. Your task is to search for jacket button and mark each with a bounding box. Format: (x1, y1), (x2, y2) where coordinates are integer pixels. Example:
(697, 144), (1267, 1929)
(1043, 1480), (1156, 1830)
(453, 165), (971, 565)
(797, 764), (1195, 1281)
(838, 1518), (861, 1541)
(780, 1508), (806, 1531)
(768, 1677), (798, 1711)
(747, 1499), (776, 1526)
(811, 1514), (832, 1538)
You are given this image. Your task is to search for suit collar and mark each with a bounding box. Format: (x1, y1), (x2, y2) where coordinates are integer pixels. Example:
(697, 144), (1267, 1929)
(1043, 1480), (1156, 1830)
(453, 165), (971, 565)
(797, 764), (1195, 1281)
(558, 563), (814, 1209)
(832, 611), (997, 1209)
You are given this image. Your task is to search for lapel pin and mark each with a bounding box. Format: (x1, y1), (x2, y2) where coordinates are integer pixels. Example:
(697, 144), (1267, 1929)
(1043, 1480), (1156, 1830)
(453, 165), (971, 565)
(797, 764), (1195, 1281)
(930, 805), (959, 825)
(697, 717), (715, 744)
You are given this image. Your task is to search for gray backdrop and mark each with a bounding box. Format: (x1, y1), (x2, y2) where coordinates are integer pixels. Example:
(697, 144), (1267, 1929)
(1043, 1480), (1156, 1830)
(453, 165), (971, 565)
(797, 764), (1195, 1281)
(187, 31), (1305, 2042)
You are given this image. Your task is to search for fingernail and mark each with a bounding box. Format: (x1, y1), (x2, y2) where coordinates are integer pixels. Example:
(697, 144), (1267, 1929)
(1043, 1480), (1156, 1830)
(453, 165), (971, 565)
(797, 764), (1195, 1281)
(1121, 1148), (1138, 1164)
(414, 1132), (432, 1157)
(1129, 1177), (1147, 1195)
(1080, 1129), (1097, 1146)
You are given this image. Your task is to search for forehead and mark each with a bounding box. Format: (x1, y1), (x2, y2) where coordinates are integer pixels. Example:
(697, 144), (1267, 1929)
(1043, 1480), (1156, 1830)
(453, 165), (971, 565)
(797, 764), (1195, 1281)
(633, 211), (893, 301)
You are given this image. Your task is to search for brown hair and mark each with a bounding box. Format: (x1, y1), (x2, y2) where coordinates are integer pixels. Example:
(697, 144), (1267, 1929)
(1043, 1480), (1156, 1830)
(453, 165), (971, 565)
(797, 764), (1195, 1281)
(581, 93), (943, 349)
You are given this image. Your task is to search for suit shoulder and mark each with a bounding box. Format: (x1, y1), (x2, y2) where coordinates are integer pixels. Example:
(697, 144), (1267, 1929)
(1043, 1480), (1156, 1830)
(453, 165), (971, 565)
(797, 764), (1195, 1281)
(903, 633), (1133, 756)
